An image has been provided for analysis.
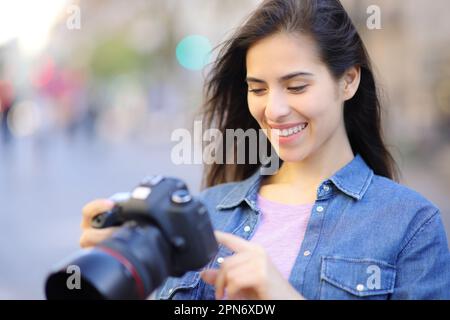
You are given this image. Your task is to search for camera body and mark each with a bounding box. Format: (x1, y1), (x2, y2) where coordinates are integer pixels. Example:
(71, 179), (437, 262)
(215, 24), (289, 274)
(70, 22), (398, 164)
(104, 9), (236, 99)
(45, 175), (218, 300)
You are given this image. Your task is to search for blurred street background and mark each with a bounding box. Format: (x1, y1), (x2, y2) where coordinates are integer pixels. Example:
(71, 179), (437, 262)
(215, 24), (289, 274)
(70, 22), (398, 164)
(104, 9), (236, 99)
(0, 0), (449, 299)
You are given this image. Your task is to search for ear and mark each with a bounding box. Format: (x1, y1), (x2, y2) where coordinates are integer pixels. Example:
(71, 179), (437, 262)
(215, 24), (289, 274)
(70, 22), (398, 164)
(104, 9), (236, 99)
(341, 66), (361, 101)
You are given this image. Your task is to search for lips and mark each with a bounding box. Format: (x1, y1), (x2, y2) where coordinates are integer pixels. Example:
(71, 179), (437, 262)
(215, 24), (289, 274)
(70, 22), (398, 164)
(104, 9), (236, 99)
(267, 121), (308, 137)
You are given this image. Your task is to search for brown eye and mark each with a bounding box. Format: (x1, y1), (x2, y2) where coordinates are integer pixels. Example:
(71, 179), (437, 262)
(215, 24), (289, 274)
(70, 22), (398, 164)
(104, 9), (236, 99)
(248, 88), (267, 95)
(287, 85), (308, 93)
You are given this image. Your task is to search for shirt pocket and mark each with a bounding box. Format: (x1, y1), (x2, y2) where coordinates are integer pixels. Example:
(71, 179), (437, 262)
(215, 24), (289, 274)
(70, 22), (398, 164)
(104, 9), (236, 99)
(155, 271), (201, 300)
(319, 256), (396, 300)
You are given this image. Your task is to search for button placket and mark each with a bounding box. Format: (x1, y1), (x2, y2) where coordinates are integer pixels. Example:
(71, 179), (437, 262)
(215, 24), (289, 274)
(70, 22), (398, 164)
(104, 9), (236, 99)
(288, 197), (329, 296)
(240, 207), (259, 240)
(300, 204), (326, 259)
(317, 182), (332, 199)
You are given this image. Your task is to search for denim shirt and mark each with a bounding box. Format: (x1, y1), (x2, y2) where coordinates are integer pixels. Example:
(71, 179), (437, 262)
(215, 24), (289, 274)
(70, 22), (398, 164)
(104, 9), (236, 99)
(154, 154), (450, 300)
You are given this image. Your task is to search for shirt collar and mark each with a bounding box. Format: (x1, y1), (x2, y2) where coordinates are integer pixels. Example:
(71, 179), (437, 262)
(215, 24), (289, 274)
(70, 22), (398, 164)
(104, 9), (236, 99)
(216, 154), (374, 210)
(216, 169), (262, 211)
(329, 154), (374, 200)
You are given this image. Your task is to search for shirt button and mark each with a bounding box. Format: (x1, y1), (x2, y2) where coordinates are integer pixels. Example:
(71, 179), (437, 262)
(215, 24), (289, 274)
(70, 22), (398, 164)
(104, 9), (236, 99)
(217, 257), (224, 264)
(244, 225), (251, 232)
(303, 250), (311, 257)
(316, 206), (324, 213)
(323, 185), (330, 192)
(356, 284), (365, 292)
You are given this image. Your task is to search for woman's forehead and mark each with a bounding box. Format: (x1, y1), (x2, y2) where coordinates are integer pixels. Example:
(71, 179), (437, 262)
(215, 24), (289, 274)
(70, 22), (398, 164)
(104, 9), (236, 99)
(246, 32), (322, 77)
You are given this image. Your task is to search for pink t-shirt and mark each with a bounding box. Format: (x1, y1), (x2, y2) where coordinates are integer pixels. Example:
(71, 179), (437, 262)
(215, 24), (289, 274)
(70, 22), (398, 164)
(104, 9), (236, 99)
(251, 194), (314, 280)
(220, 194), (314, 299)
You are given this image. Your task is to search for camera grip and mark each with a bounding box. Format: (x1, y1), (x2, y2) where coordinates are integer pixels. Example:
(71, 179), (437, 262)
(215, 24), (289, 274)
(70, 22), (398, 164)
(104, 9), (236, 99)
(91, 207), (122, 229)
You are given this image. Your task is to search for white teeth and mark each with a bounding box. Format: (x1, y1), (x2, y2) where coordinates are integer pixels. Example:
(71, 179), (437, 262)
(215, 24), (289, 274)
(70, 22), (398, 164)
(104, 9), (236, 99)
(275, 123), (307, 137)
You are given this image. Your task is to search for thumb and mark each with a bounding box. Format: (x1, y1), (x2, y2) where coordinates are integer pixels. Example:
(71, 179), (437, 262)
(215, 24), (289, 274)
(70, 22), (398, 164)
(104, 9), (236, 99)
(200, 269), (219, 285)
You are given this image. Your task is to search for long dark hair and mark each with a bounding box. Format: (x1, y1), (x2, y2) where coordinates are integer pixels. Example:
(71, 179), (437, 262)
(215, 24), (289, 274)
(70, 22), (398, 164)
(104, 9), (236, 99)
(201, 0), (399, 189)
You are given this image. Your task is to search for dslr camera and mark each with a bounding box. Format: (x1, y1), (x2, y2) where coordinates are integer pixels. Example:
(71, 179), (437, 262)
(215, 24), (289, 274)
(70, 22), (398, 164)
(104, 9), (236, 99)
(45, 175), (218, 299)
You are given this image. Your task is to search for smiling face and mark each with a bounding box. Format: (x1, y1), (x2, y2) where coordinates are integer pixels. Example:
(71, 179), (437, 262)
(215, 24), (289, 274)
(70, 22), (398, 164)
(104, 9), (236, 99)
(246, 32), (357, 163)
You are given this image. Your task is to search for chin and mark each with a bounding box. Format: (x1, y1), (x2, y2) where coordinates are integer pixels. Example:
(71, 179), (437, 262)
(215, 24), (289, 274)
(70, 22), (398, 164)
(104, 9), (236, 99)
(276, 147), (310, 163)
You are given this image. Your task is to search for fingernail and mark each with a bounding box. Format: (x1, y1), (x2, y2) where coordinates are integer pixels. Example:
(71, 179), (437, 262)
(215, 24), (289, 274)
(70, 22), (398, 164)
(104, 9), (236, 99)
(104, 199), (114, 206)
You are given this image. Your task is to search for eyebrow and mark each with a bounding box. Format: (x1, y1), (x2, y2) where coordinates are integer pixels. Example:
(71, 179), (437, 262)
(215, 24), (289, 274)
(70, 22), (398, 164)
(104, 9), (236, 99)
(245, 71), (314, 84)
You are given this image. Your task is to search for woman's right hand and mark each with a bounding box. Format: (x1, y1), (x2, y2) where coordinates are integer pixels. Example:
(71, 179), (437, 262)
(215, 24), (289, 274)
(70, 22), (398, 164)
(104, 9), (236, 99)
(80, 199), (120, 248)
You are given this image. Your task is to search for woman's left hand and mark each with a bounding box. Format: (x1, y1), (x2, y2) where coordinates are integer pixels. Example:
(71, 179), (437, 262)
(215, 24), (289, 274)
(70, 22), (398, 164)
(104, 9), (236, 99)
(200, 231), (304, 300)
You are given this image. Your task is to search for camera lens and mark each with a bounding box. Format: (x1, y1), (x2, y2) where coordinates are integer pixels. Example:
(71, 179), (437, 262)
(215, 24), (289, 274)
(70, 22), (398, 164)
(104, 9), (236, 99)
(46, 225), (171, 300)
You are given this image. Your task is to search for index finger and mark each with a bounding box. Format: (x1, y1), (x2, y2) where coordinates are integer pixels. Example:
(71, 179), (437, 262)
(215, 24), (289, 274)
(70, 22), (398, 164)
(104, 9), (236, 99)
(214, 231), (251, 253)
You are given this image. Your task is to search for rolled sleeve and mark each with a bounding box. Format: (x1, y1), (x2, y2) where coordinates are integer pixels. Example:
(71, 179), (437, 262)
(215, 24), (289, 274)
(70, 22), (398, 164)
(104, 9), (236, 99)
(392, 210), (450, 299)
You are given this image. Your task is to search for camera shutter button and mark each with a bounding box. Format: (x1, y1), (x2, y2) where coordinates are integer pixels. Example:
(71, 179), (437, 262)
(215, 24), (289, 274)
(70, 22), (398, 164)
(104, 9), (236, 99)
(171, 190), (192, 204)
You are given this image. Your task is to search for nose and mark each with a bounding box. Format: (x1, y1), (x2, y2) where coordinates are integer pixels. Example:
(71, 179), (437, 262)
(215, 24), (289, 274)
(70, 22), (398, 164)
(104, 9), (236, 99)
(264, 89), (291, 123)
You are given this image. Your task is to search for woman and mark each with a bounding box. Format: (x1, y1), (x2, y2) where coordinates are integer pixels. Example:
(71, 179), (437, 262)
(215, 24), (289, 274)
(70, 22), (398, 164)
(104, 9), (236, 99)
(80, 0), (450, 299)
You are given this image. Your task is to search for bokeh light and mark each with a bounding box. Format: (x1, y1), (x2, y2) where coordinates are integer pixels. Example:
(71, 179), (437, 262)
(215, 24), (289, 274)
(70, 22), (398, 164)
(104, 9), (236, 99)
(176, 35), (212, 71)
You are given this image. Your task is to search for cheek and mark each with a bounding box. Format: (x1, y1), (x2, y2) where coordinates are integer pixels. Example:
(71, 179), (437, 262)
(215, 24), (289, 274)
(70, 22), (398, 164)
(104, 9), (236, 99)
(296, 92), (343, 146)
(307, 100), (344, 142)
(304, 83), (342, 122)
